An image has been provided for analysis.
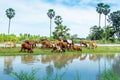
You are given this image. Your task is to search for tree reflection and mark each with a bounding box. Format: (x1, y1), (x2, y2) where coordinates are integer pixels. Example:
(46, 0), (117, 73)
(4, 56), (15, 74)
(46, 64), (54, 76)
(97, 53), (116, 80)
(112, 54), (120, 76)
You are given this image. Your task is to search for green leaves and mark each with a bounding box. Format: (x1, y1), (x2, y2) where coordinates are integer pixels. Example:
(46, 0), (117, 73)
(47, 9), (55, 19)
(96, 3), (104, 14)
(54, 15), (63, 26)
(6, 8), (15, 19)
(108, 10), (120, 39)
(52, 25), (70, 39)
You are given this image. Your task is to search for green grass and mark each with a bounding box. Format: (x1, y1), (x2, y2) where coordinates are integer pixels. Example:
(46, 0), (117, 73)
(12, 68), (78, 80)
(0, 46), (120, 56)
(101, 69), (120, 80)
(12, 68), (39, 80)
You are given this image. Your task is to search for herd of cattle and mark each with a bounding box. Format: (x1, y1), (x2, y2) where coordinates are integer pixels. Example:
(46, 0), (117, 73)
(3, 39), (97, 53)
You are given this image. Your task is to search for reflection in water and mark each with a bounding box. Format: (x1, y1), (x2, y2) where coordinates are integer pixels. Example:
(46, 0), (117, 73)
(21, 54), (40, 64)
(46, 64), (54, 76)
(112, 54), (120, 77)
(80, 54), (87, 60)
(0, 53), (120, 80)
(4, 56), (15, 74)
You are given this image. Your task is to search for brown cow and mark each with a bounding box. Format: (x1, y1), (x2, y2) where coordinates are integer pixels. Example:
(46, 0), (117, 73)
(41, 40), (53, 48)
(20, 42), (33, 53)
(70, 44), (82, 51)
(89, 41), (97, 49)
(58, 41), (68, 49)
(80, 40), (87, 47)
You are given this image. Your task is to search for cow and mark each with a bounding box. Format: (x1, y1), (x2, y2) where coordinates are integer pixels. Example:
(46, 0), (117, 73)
(41, 40), (53, 48)
(4, 41), (16, 48)
(24, 40), (39, 48)
(51, 44), (65, 52)
(20, 42), (33, 53)
(80, 40), (87, 47)
(70, 44), (82, 52)
(89, 41), (97, 49)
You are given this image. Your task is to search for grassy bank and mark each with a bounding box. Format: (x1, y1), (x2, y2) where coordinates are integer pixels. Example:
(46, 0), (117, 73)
(0, 46), (120, 56)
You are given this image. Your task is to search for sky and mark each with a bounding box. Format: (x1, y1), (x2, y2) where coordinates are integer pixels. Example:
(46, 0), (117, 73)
(0, 0), (120, 38)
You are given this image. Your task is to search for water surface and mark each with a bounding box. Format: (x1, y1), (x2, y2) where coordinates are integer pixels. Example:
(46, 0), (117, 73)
(0, 53), (119, 80)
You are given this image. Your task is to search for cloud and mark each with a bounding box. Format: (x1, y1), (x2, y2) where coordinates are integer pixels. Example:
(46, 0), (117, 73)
(0, 0), (120, 38)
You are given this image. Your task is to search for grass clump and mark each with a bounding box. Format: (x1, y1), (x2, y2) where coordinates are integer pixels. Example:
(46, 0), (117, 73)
(12, 68), (39, 80)
(101, 69), (120, 80)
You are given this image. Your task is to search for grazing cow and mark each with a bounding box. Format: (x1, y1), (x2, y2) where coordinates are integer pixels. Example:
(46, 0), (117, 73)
(58, 40), (69, 50)
(70, 44), (82, 51)
(4, 41), (16, 48)
(20, 42), (33, 53)
(51, 44), (65, 52)
(41, 40), (53, 48)
(89, 41), (97, 49)
(80, 40), (87, 47)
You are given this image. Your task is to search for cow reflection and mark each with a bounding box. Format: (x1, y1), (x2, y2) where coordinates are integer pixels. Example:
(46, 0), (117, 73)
(79, 54), (87, 60)
(4, 56), (15, 74)
(21, 54), (40, 64)
(41, 54), (82, 69)
(89, 54), (97, 61)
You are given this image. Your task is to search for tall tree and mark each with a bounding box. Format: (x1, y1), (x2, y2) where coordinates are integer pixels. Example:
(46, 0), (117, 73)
(54, 15), (63, 26)
(108, 10), (120, 39)
(47, 9), (55, 37)
(96, 3), (104, 28)
(103, 4), (110, 29)
(6, 8), (15, 35)
(103, 4), (110, 41)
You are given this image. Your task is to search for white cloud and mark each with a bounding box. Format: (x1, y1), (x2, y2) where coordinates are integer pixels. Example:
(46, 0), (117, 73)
(0, 0), (120, 38)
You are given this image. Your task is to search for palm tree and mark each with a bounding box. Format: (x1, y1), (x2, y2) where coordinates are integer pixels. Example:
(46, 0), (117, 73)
(103, 4), (110, 41)
(47, 9), (55, 37)
(54, 15), (63, 26)
(6, 8), (15, 34)
(103, 4), (110, 28)
(96, 3), (104, 28)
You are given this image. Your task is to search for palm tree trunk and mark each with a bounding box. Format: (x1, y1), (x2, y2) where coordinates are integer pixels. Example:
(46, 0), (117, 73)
(105, 15), (106, 28)
(50, 19), (52, 37)
(105, 15), (107, 41)
(99, 14), (101, 28)
(8, 19), (11, 35)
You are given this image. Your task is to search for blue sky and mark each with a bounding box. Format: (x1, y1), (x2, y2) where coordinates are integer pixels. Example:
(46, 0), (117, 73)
(0, 0), (120, 38)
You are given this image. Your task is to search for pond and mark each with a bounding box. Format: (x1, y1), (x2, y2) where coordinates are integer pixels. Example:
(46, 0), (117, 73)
(0, 53), (119, 80)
